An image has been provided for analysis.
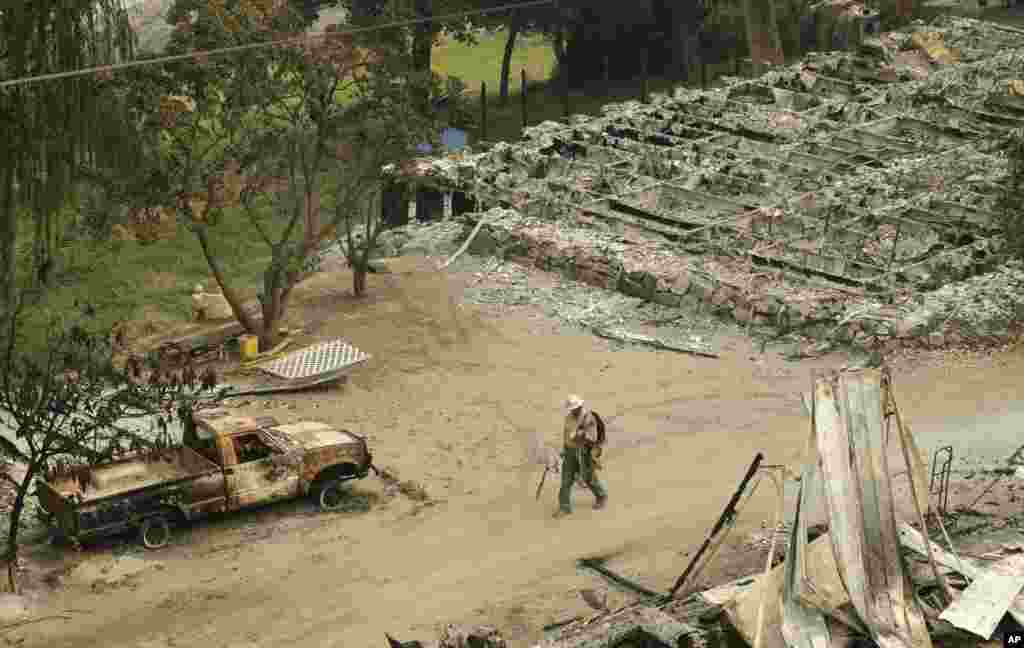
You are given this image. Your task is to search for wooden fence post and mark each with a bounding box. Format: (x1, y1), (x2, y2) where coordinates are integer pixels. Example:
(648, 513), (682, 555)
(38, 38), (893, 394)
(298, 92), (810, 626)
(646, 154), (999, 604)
(480, 81), (487, 142)
(562, 66), (570, 120)
(520, 69), (528, 132)
(640, 51), (649, 104)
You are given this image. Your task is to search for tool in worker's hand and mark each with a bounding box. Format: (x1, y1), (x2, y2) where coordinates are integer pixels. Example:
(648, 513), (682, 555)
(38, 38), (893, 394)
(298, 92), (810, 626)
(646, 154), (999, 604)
(535, 450), (561, 500)
(535, 465), (550, 500)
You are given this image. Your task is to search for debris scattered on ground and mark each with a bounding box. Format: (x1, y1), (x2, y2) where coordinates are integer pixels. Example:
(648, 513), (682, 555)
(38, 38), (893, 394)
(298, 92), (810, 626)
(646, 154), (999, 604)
(373, 220), (467, 259)
(386, 624), (508, 648)
(452, 255), (729, 353)
(378, 466), (431, 502)
(590, 327), (718, 358)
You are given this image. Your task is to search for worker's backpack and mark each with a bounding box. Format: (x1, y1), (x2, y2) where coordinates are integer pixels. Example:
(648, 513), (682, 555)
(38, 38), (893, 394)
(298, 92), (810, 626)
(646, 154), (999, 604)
(591, 411), (606, 446)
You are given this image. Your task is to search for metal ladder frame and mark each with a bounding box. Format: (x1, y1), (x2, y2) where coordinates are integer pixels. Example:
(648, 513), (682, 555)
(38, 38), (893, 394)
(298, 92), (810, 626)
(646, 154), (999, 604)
(929, 445), (954, 523)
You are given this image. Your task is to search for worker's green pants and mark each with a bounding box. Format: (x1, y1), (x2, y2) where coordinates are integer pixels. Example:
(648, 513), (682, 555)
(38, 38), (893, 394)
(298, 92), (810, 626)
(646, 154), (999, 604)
(558, 446), (606, 513)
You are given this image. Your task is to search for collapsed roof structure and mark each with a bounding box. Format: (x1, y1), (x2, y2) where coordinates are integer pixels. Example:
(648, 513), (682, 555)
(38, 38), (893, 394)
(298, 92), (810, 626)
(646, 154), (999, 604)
(395, 15), (1024, 351)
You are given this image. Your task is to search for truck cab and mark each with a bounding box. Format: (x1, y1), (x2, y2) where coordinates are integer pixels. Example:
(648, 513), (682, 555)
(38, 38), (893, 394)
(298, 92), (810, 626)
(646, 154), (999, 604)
(187, 409), (375, 511)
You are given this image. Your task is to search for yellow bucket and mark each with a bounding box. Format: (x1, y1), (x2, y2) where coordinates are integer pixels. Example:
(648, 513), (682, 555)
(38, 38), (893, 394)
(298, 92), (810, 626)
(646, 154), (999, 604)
(238, 334), (259, 361)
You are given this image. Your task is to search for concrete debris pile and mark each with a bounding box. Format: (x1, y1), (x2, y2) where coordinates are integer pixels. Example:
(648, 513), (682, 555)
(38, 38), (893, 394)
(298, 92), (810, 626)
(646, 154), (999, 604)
(459, 254), (721, 355)
(374, 219), (467, 258)
(398, 15), (1024, 353)
(529, 368), (1024, 648)
(840, 259), (1024, 348)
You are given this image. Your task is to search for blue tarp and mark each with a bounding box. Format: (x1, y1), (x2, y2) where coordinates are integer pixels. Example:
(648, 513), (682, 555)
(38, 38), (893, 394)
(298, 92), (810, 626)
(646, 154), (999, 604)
(440, 127), (467, 152)
(416, 127), (467, 155)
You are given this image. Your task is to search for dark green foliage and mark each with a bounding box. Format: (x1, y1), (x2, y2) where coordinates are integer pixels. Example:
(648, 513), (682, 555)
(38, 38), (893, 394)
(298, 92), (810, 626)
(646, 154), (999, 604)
(998, 128), (1024, 260)
(0, 1), (138, 303)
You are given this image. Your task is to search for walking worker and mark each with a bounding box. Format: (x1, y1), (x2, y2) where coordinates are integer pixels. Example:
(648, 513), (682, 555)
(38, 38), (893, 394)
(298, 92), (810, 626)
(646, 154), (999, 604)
(554, 394), (608, 518)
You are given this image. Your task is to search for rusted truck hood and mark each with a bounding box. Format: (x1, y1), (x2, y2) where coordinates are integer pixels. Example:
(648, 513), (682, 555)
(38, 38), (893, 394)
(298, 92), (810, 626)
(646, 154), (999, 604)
(270, 421), (362, 451)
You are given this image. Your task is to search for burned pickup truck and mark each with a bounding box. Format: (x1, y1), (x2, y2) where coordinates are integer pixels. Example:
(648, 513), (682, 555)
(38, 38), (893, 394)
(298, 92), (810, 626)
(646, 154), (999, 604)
(36, 410), (376, 549)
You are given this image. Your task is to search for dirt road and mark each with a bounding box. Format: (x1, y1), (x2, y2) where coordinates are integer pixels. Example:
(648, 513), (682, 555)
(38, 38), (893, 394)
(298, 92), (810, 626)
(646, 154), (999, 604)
(15, 258), (1024, 648)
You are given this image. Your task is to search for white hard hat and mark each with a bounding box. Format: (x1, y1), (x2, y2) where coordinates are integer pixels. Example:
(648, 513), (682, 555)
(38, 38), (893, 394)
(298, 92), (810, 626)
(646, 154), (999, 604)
(565, 394), (584, 413)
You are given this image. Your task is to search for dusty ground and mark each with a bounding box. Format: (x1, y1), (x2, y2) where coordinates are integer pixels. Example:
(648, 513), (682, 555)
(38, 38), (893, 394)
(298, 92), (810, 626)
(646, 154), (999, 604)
(5, 256), (1024, 648)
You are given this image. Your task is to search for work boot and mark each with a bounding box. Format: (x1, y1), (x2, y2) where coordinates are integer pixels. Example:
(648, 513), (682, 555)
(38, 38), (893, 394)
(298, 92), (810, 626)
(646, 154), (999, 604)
(594, 495), (607, 510)
(552, 509), (571, 519)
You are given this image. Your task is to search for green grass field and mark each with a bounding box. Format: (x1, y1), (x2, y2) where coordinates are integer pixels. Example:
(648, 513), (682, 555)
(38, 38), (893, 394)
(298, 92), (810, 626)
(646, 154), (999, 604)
(431, 28), (681, 143)
(432, 29), (556, 93)
(16, 210), (271, 348)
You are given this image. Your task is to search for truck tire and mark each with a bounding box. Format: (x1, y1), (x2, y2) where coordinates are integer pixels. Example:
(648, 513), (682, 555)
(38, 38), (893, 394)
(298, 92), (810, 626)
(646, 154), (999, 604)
(138, 514), (173, 550)
(316, 479), (348, 512)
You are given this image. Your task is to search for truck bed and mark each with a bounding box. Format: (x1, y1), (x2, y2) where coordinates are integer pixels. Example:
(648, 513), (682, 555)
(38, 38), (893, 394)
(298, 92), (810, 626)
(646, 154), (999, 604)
(42, 446), (220, 505)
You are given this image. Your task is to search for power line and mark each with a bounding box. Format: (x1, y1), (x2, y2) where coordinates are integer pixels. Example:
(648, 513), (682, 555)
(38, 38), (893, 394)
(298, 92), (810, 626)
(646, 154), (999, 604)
(0, 0), (555, 89)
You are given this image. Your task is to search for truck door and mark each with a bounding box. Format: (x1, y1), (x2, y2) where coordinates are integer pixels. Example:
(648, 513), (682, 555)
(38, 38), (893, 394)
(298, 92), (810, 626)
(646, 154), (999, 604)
(225, 432), (301, 509)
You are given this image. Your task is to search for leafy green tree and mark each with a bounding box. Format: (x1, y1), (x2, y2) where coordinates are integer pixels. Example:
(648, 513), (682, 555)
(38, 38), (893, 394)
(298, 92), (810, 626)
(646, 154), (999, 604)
(91, 0), (445, 348)
(0, 1), (137, 310)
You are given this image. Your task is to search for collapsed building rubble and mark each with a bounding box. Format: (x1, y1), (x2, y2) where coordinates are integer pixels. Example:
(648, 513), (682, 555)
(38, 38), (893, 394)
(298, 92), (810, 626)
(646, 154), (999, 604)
(394, 16), (1024, 352)
(517, 367), (1024, 648)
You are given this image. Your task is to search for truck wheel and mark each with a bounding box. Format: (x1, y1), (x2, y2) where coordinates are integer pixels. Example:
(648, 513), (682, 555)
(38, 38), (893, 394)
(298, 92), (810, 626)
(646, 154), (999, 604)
(317, 479), (348, 512)
(138, 514), (173, 550)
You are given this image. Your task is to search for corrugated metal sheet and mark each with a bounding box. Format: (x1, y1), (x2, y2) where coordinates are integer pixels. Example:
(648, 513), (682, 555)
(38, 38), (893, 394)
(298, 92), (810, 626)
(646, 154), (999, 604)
(899, 522), (1024, 627)
(938, 554), (1024, 639)
(781, 420), (830, 648)
(813, 369), (932, 648)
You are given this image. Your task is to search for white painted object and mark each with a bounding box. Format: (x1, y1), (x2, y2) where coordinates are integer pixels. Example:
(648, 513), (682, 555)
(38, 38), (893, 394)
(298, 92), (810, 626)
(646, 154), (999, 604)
(939, 554), (1024, 639)
(443, 192), (453, 220)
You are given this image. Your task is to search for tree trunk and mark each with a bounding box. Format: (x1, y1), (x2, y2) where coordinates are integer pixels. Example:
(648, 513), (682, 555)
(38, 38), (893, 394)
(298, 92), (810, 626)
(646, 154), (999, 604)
(499, 21), (521, 105)
(669, 20), (683, 82)
(5, 474), (31, 594)
(259, 255), (287, 351)
(766, 0), (785, 65)
(743, 0), (785, 72)
(551, 25), (565, 64)
(412, 0), (435, 113)
(191, 224), (262, 334)
(551, 24), (567, 82)
(32, 210), (55, 289)
(742, 0), (759, 73)
(352, 264), (367, 297)
(258, 306), (282, 350)
(0, 167), (17, 316)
